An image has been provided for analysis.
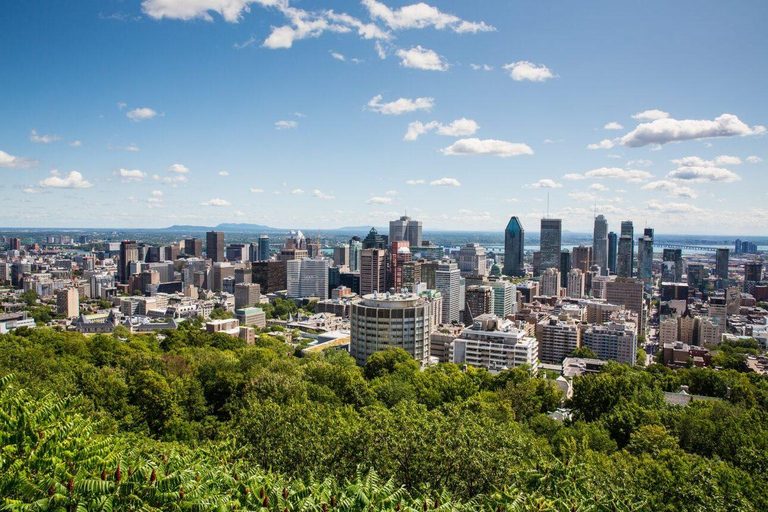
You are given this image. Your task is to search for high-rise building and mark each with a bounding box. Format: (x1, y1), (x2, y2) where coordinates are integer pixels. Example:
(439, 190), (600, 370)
(559, 250), (571, 288)
(537, 318), (581, 365)
(464, 285), (493, 323)
(457, 243), (487, 277)
(582, 320), (637, 366)
(234, 283), (261, 310)
(287, 258), (329, 299)
(362, 227), (386, 249)
(360, 248), (387, 295)
(662, 248), (683, 283)
(257, 235), (270, 261)
(389, 241), (412, 290)
(56, 287), (79, 318)
(503, 216), (525, 277)
(348, 239), (362, 272)
(206, 231), (225, 263)
(451, 314), (538, 372)
(389, 215), (422, 247)
(566, 269), (585, 298)
(715, 248), (729, 282)
(225, 243), (250, 262)
(118, 240), (138, 284)
(491, 280), (516, 318)
(435, 261), (461, 324)
(184, 238), (202, 258)
(540, 267), (561, 297)
(280, 231), (308, 262)
(606, 278), (645, 328)
(572, 245), (592, 273)
(333, 245), (349, 267)
(401, 260), (422, 289)
(608, 232), (618, 275)
(617, 221), (634, 278)
(687, 263), (708, 293)
(592, 215), (609, 276)
(540, 218), (562, 272)
(350, 292), (430, 366)
(744, 262), (764, 293)
(637, 228), (654, 292)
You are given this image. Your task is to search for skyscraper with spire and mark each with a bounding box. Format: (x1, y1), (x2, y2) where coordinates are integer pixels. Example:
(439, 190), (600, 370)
(503, 216), (525, 277)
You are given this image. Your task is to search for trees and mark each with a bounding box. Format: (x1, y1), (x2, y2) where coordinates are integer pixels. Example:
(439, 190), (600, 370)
(568, 346), (597, 359)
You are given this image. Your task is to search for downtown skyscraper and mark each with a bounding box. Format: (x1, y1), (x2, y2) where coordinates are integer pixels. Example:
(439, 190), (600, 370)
(592, 215), (608, 276)
(503, 216), (525, 277)
(540, 218), (562, 273)
(637, 227), (654, 292)
(617, 221), (634, 278)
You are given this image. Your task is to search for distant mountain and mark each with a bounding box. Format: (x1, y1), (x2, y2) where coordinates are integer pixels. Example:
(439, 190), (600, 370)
(161, 223), (281, 233)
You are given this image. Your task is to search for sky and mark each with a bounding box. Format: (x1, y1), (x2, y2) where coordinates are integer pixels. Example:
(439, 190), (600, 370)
(1, 0), (767, 234)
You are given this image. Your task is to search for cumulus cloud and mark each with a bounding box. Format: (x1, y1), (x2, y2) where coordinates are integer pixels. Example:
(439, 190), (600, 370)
(604, 122), (623, 130)
(118, 168), (147, 183)
(747, 155), (763, 163)
(291, 188), (304, 195)
(671, 155), (742, 167)
(641, 180), (698, 198)
(470, 63), (493, 71)
(563, 173), (586, 180)
(627, 159), (653, 167)
(666, 166), (741, 183)
(217, 171), (229, 176)
(151, 190), (163, 196)
(631, 109), (669, 121)
(313, 189), (335, 199)
(620, 114), (765, 147)
(525, 178), (561, 189)
(168, 163), (190, 173)
(587, 139), (615, 150)
(579, 167), (653, 182)
(430, 177), (461, 187)
(39, 170), (93, 189)
(367, 196), (393, 204)
(0, 149), (38, 169)
(331, 51), (345, 61)
(126, 107), (160, 122)
(502, 61), (555, 82)
(440, 138), (533, 157)
(200, 198), (231, 207)
(646, 200), (702, 214)
(362, 0), (494, 33)
(367, 94), (434, 115)
(396, 46), (448, 71)
(588, 183), (609, 192)
(154, 173), (188, 186)
(70, 140), (83, 147)
(406, 179), (425, 185)
(275, 120), (298, 129)
(404, 118), (479, 141)
(22, 188), (41, 194)
(30, 130), (62, 143)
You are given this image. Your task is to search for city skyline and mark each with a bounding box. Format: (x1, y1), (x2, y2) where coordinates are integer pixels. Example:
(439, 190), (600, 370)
(2, 1), (767, 234)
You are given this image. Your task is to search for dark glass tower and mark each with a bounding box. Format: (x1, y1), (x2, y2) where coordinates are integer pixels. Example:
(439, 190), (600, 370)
(503, 216), (525, 277)
(540, 218), (562, 272)
(617, 220), (634, 277)
(608, 232), (618, 275)
(559, 249), (571, 288)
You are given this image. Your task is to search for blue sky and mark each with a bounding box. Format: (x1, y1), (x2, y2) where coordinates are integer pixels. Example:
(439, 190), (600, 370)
(1, 0), (767, 234)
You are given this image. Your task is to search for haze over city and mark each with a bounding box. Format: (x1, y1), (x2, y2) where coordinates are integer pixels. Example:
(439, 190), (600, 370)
(2, 0), (767, 233)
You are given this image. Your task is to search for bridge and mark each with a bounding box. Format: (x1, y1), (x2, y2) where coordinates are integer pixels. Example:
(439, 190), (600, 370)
(654, 243), (720, 253)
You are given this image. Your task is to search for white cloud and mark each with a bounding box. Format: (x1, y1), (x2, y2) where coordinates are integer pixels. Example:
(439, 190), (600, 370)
(385, 190), (398, 195)
(234, 210), (245, 217)
(70, 140), (83, 147)
(367, 94), (434, 115)
(588, 183), (609, 192)
(747, 155), (763, 163)
(502, 61), (555, 82)
(117, 168), (147, 183)
(154, 173), (188, 186)
(367, 196), (393, 204)
(430, 177), (461, 187)
(406, 179), (425, 185)
(563, 173), (586, 180)
(250, 188), (264, 193)
(641, 180), (698, 198)
(631, 109), (669, 121)
(217, 171), (229, 176)
(621, 114), (765, 147)
(117, 102), (127, 110)
(331, 51), (346, 61)
(604, 122), (623, 130)
(22, 187), (41, 194)
(39, 170), (93, 189)
(587, 138), (615, 150)
(404, 118), (479, 141)
(441, 138), (533, 157)
(362, 0), (494, 33)
(666, 166), (741, 183)
(627, 159), (653, 167)
(233, 35), (256, 49)
(396, 46), (448, 71)
(470, 63), (493, 71)
(200, 198), (231, 207)
(168, 163), (190, 174)
(291, 188), (304, 195)
(30, 130), (61, 143)
(142, 0), (275, 22)
(583, 167), (653, 182)
(151, 190), (163, 196)
(671, 155), (742, 167)
(111, 143), (140, 152)
(0, 149), (38, 169)
(525, 178), (561, 189)
(126, 107), (160, 122)
(275, 120), (298, 130)
(646, 200), (702, 214)
(313, 189), (335, 199)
